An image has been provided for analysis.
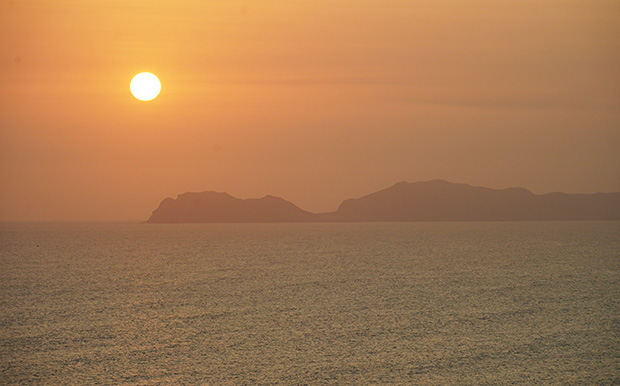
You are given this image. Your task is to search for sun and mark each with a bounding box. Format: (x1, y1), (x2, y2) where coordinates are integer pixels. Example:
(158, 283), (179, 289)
(130, 72), (161, 101)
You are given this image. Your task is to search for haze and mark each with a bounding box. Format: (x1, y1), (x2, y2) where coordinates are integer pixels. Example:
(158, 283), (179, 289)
(1, 0), (619, 221)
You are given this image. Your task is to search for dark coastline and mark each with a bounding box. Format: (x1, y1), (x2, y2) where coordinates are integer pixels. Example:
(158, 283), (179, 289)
(146, 180), (620, 223)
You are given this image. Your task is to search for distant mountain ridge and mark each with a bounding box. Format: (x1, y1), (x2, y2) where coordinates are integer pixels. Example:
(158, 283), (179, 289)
(146, 180), (620, 223)
(147, 192), (314, 223)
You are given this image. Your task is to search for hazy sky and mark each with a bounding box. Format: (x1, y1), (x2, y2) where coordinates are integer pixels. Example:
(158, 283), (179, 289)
(1, 0), (619, 221)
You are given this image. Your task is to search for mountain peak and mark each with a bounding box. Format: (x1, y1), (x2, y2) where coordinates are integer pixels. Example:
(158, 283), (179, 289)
(147, 191), (313, 223)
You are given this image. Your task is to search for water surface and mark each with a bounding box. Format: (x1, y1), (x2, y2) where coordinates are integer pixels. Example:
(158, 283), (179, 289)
(1, 222), (618, 384)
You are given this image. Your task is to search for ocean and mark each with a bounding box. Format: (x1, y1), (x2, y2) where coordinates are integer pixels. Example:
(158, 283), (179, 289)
(1, 221), (618, 385)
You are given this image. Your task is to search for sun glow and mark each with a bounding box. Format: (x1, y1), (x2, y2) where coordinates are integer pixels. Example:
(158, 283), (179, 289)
(130, 72), (161, 101)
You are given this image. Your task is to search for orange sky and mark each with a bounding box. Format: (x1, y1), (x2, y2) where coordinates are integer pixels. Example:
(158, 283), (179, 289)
(1, 0), (619, 221)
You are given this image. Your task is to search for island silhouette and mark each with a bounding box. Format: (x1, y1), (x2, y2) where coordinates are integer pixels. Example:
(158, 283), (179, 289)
(147, 180), (620, 223)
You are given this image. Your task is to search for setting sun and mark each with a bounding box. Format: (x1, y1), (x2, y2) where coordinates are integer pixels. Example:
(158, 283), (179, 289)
(130, 72), (161, 101)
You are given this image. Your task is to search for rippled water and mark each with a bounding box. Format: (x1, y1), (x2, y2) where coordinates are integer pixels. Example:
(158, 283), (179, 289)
(1, 222), (618, 385)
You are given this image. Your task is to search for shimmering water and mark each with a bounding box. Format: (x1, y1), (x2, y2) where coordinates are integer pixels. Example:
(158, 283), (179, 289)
(1, 222), (618, 385)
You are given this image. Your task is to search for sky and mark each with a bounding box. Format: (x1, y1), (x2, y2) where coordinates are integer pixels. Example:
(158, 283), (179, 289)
(1, 0), (619, 221)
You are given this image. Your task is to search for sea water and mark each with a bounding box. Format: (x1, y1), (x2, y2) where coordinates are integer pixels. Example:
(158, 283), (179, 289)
(0, 222), (618, 385)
